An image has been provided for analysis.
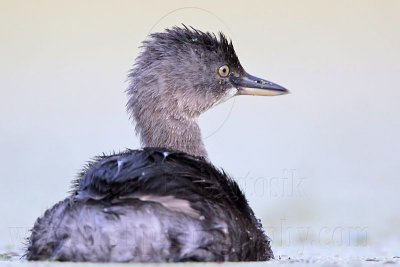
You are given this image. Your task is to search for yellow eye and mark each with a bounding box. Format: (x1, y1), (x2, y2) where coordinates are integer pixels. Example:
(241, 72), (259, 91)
(218, 65), (230, 77)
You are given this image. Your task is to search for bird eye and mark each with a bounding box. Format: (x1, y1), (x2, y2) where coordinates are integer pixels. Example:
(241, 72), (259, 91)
(218, 65), (230, 77)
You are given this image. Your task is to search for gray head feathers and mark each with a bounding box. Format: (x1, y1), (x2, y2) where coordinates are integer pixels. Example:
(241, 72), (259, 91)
(140, 25), (241, 70)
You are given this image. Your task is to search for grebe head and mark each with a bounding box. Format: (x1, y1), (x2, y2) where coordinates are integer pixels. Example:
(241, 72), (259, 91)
(127, 25), (288, 158)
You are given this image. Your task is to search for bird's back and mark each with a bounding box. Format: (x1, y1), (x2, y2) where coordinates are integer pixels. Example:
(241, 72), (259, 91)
(26, 148), (272, 262)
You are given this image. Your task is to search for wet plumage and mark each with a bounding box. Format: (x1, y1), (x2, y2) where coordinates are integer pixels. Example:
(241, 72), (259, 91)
(27, 148), (271, 261)
(26, 25), (288, 262)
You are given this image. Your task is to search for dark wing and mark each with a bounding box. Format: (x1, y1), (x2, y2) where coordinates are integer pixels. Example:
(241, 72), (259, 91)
(73, 148), (230, 204)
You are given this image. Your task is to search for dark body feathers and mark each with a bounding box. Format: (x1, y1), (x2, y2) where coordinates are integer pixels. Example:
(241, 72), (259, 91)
(26, 148), (273, 262)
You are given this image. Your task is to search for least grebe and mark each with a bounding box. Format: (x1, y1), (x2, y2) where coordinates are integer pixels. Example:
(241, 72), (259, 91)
(26, 26), (288, 262)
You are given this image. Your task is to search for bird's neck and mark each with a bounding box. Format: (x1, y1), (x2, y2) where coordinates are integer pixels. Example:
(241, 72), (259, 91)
(127, 72), (209, 159)
(136, 114), (208, 159)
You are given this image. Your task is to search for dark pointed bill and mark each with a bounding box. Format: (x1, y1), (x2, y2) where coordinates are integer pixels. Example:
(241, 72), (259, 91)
(230, 72), (289, 96)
